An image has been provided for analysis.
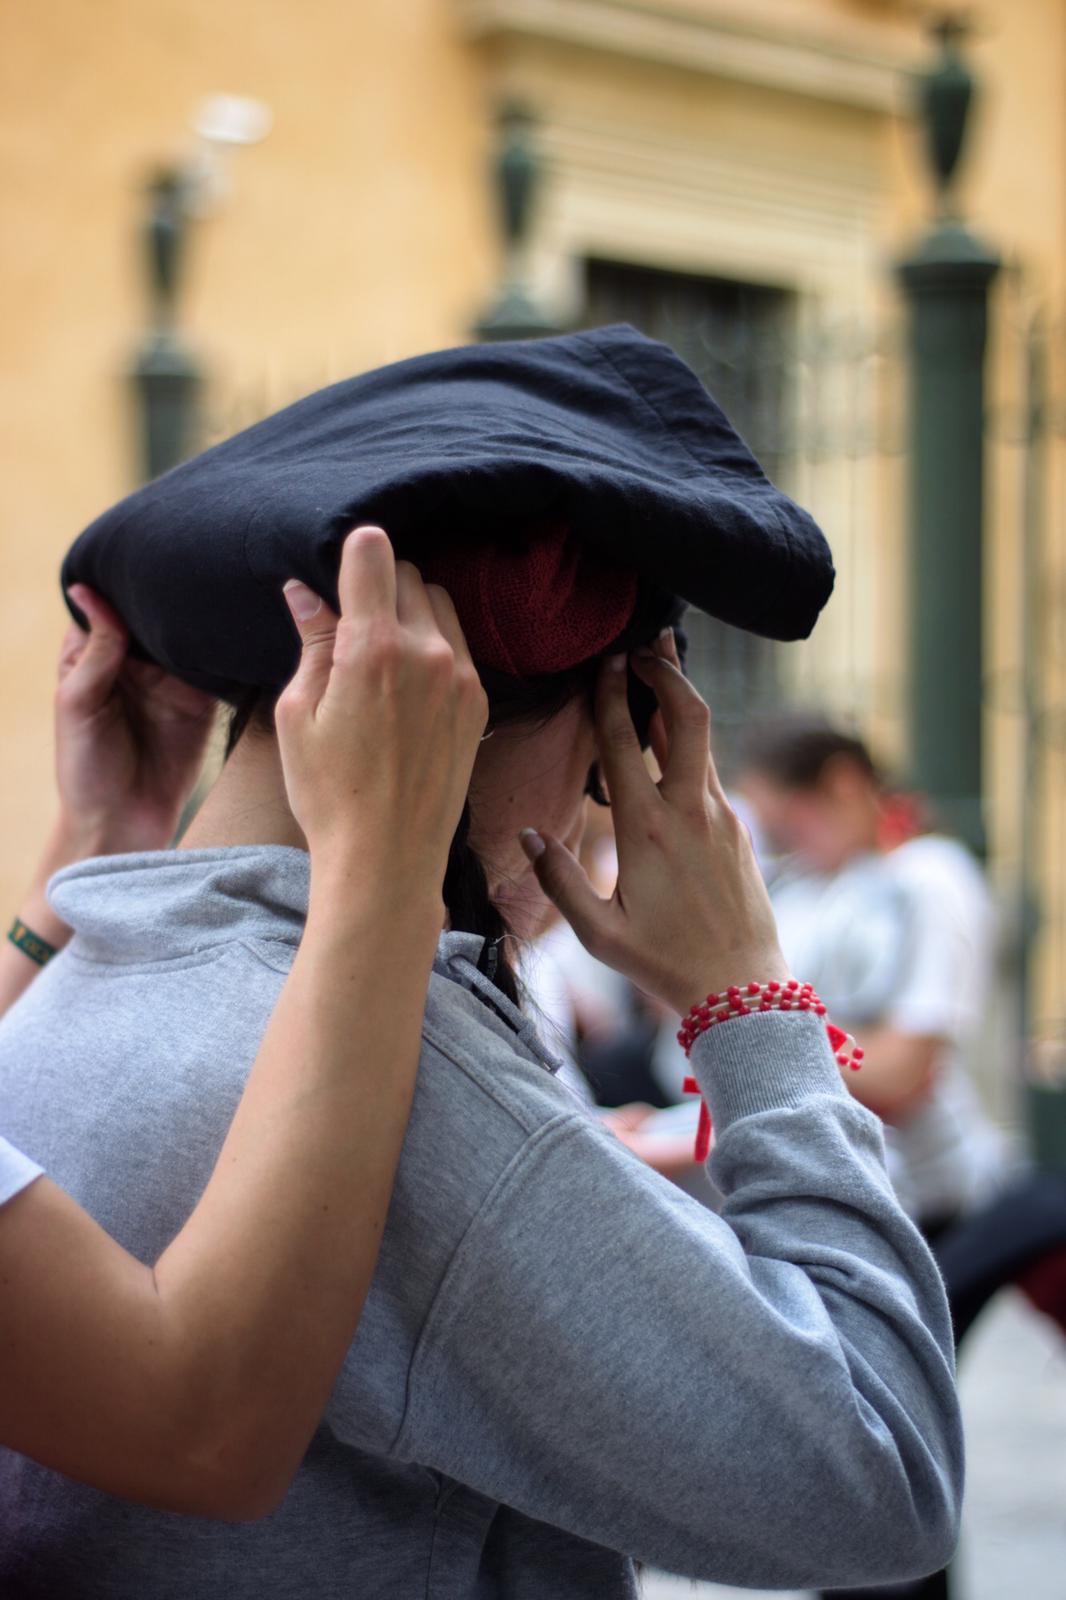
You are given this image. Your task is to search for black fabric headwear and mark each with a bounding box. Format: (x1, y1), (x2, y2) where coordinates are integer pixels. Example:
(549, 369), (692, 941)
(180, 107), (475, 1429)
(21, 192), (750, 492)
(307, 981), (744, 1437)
(61, 323), (834, 701)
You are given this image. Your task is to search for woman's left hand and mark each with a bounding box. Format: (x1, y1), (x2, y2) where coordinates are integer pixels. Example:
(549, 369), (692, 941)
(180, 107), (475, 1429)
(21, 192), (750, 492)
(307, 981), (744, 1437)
(2, 589), (216, 1010)
(55, 585), (216, 857)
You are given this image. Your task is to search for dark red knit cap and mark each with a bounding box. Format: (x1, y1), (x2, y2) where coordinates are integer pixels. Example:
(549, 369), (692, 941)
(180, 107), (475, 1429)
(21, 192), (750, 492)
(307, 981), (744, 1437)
(421, 520), (638, 676)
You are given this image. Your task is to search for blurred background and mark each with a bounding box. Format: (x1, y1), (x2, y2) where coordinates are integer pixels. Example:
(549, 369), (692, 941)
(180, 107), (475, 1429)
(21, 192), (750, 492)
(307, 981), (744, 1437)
(2, 1), (1065, 1595)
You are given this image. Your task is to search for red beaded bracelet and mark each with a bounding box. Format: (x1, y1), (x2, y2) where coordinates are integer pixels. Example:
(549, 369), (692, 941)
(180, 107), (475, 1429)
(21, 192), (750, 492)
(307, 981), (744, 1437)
(677, 981), (864, 1163)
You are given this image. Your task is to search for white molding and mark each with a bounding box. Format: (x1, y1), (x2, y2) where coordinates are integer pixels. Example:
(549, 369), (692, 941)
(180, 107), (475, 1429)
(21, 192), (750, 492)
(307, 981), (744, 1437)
(518, 110), (894, 724)
(526, 109), (888, 314)
(459, 0), (916, 113)
(459, 0), (903, 722)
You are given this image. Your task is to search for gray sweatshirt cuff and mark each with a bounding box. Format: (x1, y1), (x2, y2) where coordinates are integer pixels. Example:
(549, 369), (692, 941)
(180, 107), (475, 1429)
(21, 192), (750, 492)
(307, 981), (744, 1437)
(689, 1009), (849, 1133)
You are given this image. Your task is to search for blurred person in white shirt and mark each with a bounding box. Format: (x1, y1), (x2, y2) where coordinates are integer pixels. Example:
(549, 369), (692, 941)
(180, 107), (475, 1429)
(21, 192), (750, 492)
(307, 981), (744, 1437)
(738, 716), (1015, 1236)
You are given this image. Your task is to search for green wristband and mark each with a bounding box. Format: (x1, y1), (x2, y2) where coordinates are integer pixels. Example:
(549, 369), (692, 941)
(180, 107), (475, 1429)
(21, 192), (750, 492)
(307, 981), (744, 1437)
(7, 917), (58, 968)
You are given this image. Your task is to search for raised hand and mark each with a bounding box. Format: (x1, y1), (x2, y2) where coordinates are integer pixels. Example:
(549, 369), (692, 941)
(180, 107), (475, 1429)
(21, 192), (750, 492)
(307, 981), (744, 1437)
(278, 526), (488, 904)
(2, 589), (216, 1008)
(57, 586), (216, 856)
(520, 631), (789, 1015)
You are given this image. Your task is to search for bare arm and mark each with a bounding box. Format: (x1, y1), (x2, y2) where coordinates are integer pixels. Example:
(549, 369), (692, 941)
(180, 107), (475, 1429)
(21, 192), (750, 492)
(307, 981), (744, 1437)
(838, 1026), (943, 1122)
(0, 879), (441, 1517)
(0, 817), (102, 1016)
(0, 529), (486, 1517)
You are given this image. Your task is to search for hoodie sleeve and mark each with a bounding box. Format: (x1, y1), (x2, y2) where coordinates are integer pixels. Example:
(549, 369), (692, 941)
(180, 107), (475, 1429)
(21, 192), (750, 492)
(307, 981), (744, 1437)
(392, 1010), (963, 1592)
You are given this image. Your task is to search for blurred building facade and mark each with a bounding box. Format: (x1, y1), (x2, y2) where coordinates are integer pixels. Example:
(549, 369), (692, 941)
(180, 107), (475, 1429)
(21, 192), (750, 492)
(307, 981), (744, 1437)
(1, 0), (1064, 1080)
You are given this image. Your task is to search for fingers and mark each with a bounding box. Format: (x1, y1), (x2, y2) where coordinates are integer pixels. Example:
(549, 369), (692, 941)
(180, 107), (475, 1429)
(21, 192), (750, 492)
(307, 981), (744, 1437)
(395, 564), (477, 680)
(57, 622), (89, 682)
(629, 632), (714, 798)
(658, 628), (727, 798)
(329, 527), (467, 653)
(282, 582), (340, 712)
(335, 525), (397, 619)
(331, 527), (476, 673)
(121, 657), (216, 722)
(422, 583), (488, 741)
(647, 707), (670, 778)
(281, 530), (483, 735)
(423, 583), (476, 670)
(65, 584), (128, 644)
(519, 828), (616, 957)
(58, 585), (130, 713)
(395, 561), (439, 633)
(593, 656), (656, 821)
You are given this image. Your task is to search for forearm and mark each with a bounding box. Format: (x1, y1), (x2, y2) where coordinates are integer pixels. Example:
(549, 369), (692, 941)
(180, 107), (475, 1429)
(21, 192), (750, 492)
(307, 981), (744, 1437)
(0, 868), (441, 1516)
(840, 1026), (942, 1121)
(0, 814), (110, 1018)
(150, 866), (442, 1511)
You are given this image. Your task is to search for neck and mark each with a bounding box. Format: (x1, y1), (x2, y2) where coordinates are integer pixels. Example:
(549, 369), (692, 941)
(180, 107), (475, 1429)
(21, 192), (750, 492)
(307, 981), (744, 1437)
(181, 735), (307, 854)
(182, 732), (552, 939)
(179, 733), (525, 904)
(850, 799), (884, 858)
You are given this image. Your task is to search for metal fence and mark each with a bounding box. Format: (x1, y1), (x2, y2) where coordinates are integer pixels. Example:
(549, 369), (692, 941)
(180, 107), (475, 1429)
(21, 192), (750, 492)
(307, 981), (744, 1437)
(1001, 305), (1066, 1064)
(583, 257), (907, 777)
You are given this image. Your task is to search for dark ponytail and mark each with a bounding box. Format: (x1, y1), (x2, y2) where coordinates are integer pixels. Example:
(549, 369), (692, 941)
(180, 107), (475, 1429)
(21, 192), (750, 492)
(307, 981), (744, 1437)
(442, 801), (520, 1005)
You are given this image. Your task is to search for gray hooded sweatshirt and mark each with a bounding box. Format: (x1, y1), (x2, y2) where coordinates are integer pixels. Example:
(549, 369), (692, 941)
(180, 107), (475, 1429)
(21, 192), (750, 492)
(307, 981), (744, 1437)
(0, 847), (962, 1598)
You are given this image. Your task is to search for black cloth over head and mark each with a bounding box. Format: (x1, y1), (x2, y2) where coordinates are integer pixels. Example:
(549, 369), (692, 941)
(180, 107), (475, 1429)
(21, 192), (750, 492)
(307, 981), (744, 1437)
(61, 323), (835, 701)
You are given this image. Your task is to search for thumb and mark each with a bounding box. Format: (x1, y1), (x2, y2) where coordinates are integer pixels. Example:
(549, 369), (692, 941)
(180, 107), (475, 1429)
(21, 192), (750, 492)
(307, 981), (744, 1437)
(519, 829), (614, 958)
(281, 580), (340, 713)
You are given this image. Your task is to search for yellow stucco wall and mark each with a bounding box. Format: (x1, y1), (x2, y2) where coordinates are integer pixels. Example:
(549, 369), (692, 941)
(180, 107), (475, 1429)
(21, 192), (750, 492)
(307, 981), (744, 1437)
(0, 0), (494, 913)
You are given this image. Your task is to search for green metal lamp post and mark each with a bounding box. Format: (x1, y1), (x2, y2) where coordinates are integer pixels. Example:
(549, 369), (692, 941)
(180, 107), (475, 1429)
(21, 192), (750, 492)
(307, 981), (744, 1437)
(473, 101), (559, 341)
(896, 16), (1000, 857)
(129, 167), (203, 482)
(128, 98), (272, 481)
(1017, 321), (1066, 1172)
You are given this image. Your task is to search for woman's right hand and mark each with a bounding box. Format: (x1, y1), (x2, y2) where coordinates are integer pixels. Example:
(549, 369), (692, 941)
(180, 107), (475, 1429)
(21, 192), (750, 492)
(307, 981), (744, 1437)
(278, 525), (488, 901)
(520, 631), (790, 1017)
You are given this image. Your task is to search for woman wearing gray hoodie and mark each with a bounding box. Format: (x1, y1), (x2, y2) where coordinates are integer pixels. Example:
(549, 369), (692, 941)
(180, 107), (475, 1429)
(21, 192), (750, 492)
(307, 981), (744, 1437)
(0, 537), (962, 1598)
(0, 326), (962, 1597)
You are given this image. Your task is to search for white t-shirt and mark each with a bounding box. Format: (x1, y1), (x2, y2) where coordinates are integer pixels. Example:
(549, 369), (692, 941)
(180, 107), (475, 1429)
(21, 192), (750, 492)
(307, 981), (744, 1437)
(0, 1133), (41, 1207)
(768, 840), (1012, 1221)
(769, 852), (911, 1025)
(881, 836), (1013, 1220)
